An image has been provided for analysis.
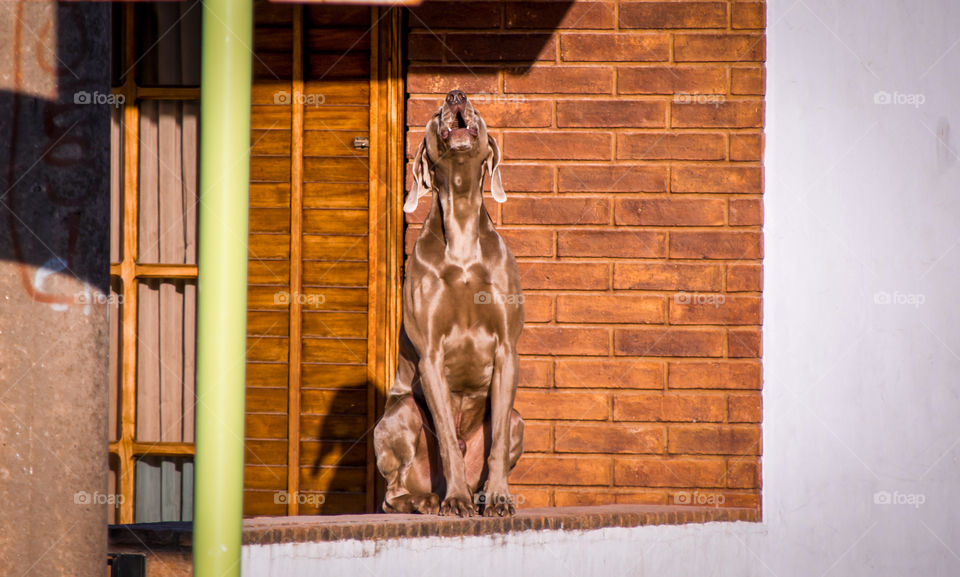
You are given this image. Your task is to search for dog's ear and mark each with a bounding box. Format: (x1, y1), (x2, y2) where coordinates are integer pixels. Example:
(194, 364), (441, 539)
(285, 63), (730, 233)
(404, 138), (432, 213)
(486, 133), (506, 203)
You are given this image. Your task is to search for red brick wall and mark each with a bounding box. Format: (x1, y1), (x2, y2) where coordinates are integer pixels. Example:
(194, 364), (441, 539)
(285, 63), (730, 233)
(404, 0), (764, 511)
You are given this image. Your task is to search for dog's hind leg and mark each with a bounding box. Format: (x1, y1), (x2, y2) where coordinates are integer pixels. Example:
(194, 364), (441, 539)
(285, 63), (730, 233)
(374, 330), (440, 514)
(374, 395), (440, 514)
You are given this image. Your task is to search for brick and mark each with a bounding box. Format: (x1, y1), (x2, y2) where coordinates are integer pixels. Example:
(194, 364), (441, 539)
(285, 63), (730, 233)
(615, 328), (724, 357)
(522, 293), (554, 323)
(407, 65), (499, 94)
(726, 263), (762, 292)
(497, 229), (554, 258)
(499, 164), (555, 192)
(731, 67), (766, 95)
(619, 66), (726, 95)
(619, 2), (727, 29)
(510, 486), (553, 508)
(670, 231), (763, 259)
(519, 327), (609, 356)
(514, 390), (608, 420)
(726, 458), (761, 488)
(505, 66), (614, 94)
(558, 100), (667, 128)
(712, 491), (760, 508)
(504, 132), (612, 160)
(555, 490), (615, 507)
(672, 101), (764, 128)
(674, 34), (766, 62)
(732, 3), (766, 29)
(728, 393), (762, 423)
(555, 423), (664, 454)
(561, 33), (669, 62)
(407, 33), (446, 61)
(518, 358), (552, 388)
(618, 133), (725, 160)
(615, 457), (725, 487)
(673, 166), (762, 193)
(557, 294), (665, 324)
(615, 490), (669, 505)
(523, 420), (552, 452)
(446, 34), (556, 62)
(614, 262), (722, 291)
(409, 2), (500, 29)
(668, 425), (761, 455)
(555, 359), (664, 389)
(558, 230), (667, 258)
(670, 295), (762, 325)
(511, 455), (612, 485)
(503, 197), (609, 225)
(729, 198), (763, 226)
(728, 328), (761, 358)
(614, 392), (726, 423)
(406, 98), (443, 125)
(730, 133), (763, 161)
(668, 361), (761, 389)
(616, 198), (726, 226)
(518, 262), (609, 290)
(559, 165), (669, 192)
(456, 99), (553, 128)
(506, 2), (616, 30)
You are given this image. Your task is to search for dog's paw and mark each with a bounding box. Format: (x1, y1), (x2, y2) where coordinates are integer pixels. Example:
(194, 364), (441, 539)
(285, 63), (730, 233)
(412, 493), (441, 515)
(439, 493), (475, 517)
(481, 491), (517, 517)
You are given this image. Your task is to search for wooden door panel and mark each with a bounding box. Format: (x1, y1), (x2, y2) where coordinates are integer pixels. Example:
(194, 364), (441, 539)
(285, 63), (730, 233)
(302, 209), (368, 235)
(301, 311), (368, 338)
(250, 183), (291, 208)
(244, 2), (375, 516)
(302, 183), (367, 208)
(301, 261), (368, 287)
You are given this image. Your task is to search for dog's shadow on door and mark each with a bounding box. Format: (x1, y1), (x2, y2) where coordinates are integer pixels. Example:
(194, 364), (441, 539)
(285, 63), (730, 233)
(302, 381), (374, 514)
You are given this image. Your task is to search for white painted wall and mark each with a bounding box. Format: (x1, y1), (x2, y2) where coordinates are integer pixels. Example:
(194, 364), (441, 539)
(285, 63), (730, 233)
(243, 1), (960, 574)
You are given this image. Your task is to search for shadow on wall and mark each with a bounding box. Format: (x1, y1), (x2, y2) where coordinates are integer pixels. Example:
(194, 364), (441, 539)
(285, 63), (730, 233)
(407, 0), (576, 73)
(0, 2), (111, 299)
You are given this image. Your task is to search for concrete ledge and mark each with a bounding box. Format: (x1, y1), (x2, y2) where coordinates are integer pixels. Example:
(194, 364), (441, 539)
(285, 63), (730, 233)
(110, 505), (758, 553)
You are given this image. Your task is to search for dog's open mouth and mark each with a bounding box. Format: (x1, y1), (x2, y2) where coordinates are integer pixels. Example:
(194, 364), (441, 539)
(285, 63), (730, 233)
(440, 106), (479, 144)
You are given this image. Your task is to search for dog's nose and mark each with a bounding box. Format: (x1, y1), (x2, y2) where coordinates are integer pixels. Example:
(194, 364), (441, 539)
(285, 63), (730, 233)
(445, 90), (466, 106)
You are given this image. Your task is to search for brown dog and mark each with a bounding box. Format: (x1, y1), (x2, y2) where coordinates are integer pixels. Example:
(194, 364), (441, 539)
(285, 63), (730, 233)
(373, 90), (524, 517)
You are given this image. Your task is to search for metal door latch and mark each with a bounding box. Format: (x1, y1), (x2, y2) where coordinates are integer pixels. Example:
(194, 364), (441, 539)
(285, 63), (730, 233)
(353, 136), (369, 150)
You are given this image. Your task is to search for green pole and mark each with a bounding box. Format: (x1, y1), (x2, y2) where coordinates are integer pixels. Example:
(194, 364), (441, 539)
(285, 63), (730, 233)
(194, 0), (251, 575)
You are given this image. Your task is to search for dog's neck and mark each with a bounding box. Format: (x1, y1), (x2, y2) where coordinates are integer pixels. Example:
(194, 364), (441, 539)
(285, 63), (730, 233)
(429, 158), (485, 265)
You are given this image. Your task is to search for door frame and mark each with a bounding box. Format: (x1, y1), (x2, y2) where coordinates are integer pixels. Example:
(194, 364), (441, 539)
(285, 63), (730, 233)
(366, 6), (405, 513)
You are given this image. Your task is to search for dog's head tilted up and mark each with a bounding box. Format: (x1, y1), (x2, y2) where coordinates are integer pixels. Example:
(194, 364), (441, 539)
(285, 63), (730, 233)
(404, 89), (505, 213)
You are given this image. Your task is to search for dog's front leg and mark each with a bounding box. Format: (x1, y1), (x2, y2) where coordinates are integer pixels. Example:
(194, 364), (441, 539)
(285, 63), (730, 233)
(484, 346), (519, 516)
(419, 353), (475, 517)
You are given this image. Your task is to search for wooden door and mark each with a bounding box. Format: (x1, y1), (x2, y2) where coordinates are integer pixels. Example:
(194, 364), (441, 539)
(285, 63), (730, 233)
(243, 2), (403, 516)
